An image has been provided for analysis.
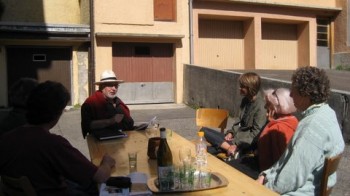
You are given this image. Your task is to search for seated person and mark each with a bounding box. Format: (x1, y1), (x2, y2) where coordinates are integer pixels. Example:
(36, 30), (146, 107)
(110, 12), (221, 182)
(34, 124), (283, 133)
(257, 88), (298, 171)
(203, 72), (267, 157)
(81, 70), (134, 138)
(0, 81), (115, 195)
(257, 66), (345, 195)
(0, 78), (38, 135)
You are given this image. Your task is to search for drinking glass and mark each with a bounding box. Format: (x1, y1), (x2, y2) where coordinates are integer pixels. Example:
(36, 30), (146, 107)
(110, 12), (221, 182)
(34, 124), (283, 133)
(199, 167), (212, 188)
(128, 152), (137, 173)
(179, 147), (191, 164)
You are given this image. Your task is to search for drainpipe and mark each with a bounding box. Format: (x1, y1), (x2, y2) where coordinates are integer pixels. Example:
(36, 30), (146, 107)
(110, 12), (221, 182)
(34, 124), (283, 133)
(189, 0), (194, 64)
(89, 0), (96, 95)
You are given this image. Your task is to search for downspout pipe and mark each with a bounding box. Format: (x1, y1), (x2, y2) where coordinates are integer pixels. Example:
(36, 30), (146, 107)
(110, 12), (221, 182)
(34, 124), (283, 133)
(189, 0), (194, 64)
(89, 0), (96, 95)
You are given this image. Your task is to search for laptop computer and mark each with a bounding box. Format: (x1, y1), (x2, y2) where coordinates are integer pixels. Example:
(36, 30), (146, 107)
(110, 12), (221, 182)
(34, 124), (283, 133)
(91, 128), (128, 141)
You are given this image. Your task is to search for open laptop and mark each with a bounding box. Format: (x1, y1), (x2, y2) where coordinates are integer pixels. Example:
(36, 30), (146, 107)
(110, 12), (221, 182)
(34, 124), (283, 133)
(91, 128), (128, 141)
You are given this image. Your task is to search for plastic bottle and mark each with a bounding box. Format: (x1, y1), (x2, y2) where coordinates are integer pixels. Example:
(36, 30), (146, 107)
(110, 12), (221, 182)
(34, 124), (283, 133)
(157, 127), (174, 191)
(195, 131), (207, 167)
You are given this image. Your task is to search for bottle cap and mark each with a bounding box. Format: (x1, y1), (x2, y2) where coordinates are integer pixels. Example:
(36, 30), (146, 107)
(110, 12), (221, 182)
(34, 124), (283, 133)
(160, 127), (166, 132)
(198, 131), (204, 137)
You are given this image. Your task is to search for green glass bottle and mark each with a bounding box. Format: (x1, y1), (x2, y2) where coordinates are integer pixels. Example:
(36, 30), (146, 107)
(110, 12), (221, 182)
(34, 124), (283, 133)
(157, 127), (174, 191)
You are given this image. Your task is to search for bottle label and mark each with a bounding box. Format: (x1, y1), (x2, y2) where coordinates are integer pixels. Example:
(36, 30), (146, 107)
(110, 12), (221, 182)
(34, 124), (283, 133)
(158, 166), (174, 191)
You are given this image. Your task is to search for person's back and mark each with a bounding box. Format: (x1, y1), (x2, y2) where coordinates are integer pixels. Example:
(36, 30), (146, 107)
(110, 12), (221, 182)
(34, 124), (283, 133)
(0, 81), (110, 196)
(0, 125), (97, 195)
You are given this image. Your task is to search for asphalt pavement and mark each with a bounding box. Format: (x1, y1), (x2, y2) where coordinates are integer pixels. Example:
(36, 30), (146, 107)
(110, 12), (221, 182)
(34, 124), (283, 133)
(52, 103), (350, 196)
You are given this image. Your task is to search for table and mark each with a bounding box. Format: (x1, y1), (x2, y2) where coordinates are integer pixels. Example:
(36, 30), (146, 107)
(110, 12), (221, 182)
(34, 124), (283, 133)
(87, 130), (278, 195)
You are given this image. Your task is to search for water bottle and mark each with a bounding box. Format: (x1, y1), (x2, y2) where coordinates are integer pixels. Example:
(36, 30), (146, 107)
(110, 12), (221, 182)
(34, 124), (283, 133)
(195, 131), (207, 167)
(157, 127), (174, 191)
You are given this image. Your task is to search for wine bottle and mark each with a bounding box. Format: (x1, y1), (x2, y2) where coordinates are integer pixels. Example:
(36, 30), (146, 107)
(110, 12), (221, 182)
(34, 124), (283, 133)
(157, 127), (174, 191)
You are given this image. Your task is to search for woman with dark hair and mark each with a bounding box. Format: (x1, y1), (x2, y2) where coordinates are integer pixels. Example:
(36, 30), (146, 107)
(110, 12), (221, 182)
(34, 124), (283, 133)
(203, 72), (267, 157)
(257, 66), (345, 195)
(0, 81), (116, 195)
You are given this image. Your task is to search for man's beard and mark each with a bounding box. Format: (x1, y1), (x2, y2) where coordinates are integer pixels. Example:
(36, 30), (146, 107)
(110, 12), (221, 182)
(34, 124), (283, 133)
(105, 92), (118, 99)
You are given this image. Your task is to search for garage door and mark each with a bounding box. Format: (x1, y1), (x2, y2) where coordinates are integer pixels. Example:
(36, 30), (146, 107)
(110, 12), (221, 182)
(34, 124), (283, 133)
(6, 46), (72, 104)
(112, 42), (174, 104)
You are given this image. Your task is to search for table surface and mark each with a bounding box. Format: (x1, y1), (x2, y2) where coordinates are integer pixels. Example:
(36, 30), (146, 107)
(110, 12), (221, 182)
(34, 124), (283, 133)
(87, 130), (278, 195)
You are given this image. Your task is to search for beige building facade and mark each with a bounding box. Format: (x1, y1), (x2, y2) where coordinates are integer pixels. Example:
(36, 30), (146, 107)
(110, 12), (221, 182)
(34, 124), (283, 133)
(0, 0), (349, 106)
(192, 0), (343, 70)
(0, 0), (90, 107)
(92, 0), (189, 104)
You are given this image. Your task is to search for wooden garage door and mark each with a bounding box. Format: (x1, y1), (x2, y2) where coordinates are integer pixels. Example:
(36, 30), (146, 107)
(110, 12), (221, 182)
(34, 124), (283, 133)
(6, 46), (72, 104)
(112, 42), (174, 104)
(198, 19), (244, 69)
(261, 23), (298, 69)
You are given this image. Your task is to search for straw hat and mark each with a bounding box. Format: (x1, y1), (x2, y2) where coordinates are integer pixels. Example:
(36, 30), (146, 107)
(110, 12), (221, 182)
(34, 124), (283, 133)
(94, 70), (124, 85)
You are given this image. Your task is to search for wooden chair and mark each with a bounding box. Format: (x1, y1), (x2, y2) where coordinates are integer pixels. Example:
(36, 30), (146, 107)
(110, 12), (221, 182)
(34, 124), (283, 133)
(196, 108), (229, 134)
(320, 153), (343, 196)
(0, 175), (37, 196)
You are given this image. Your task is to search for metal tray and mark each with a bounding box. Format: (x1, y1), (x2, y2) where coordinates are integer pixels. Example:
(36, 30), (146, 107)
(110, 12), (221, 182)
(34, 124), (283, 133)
(147, 172), (229, 193)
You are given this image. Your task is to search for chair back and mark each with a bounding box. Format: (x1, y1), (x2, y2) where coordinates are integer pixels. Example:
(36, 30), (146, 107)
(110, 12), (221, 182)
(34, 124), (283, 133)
(0, 175), (37, 196)
(196, 108), (229, 133)
(320, 153), (343, 196)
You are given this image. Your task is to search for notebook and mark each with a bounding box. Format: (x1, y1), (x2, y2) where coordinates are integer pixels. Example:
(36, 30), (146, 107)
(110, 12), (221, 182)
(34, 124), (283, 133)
(91, 128), (128, 141)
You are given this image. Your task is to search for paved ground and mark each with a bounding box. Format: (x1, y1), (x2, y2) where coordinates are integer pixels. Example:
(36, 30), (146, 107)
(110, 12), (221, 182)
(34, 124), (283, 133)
(52, 103), (350, 196)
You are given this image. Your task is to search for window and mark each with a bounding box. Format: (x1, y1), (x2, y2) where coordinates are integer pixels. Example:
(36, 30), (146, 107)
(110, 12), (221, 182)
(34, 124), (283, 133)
(154, 0), (176, 21)
(33, 54), (46, 62)
(317, 18), (329, 47)
(135, 46), (150, 56)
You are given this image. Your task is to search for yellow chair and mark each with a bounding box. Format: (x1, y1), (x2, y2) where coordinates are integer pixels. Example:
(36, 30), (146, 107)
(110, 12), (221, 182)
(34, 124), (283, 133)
(320, 153), (343, 196)
(0, 175), (37, 196)
(196, 108), (229, 134)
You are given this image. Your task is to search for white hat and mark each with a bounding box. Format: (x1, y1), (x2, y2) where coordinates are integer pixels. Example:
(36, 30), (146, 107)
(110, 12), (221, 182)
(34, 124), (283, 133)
(94, 70), (124, 85)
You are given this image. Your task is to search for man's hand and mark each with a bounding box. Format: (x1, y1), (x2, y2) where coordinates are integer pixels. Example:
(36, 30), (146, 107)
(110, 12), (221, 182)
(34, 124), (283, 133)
(112, 114), (124, 123)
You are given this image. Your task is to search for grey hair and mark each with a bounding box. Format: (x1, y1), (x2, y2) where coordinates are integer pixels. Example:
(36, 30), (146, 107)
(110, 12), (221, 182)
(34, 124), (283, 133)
(264, 88), (296, 114)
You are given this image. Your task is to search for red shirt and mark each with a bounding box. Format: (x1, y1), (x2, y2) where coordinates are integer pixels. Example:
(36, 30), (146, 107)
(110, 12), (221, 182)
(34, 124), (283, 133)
(0, 126), (98, 196)
(258, 115), (298, 171)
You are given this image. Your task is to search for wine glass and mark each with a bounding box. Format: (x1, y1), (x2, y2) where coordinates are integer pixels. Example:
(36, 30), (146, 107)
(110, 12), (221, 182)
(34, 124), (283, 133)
(179, 147), (191, 165)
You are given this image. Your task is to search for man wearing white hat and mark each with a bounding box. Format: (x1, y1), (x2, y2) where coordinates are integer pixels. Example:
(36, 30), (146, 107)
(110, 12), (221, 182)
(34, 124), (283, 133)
(81, 70), (134, 138)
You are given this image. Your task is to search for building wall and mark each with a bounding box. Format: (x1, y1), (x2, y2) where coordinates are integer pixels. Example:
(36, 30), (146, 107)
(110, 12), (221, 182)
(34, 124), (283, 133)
(219, 0), (337, 7)
(192, 1), (323, 70)
(93, 0), (190, 103)
(333, 0), (350, 68)
(1, 0), (83, 24)
(0, 0), (90, 106)
(183, 64), (350, 142)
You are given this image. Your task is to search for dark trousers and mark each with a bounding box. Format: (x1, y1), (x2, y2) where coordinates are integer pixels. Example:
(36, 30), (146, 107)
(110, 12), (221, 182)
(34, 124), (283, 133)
(202, 127), (259, 179)
(202, 127), (233, 155)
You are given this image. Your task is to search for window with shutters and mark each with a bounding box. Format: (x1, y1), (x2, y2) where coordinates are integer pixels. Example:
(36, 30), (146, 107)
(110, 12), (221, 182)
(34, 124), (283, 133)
(154, 0), (176, 21)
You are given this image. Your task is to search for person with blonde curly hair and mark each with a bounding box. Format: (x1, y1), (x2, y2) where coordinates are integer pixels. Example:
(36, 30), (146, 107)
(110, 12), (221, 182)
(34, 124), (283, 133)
(257, 66), (345, 196)
(258, 88), (298, 171)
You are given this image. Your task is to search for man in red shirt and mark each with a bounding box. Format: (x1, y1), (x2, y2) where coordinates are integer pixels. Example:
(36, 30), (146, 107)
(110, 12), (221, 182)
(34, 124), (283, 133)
(81, 70), (134, 138)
